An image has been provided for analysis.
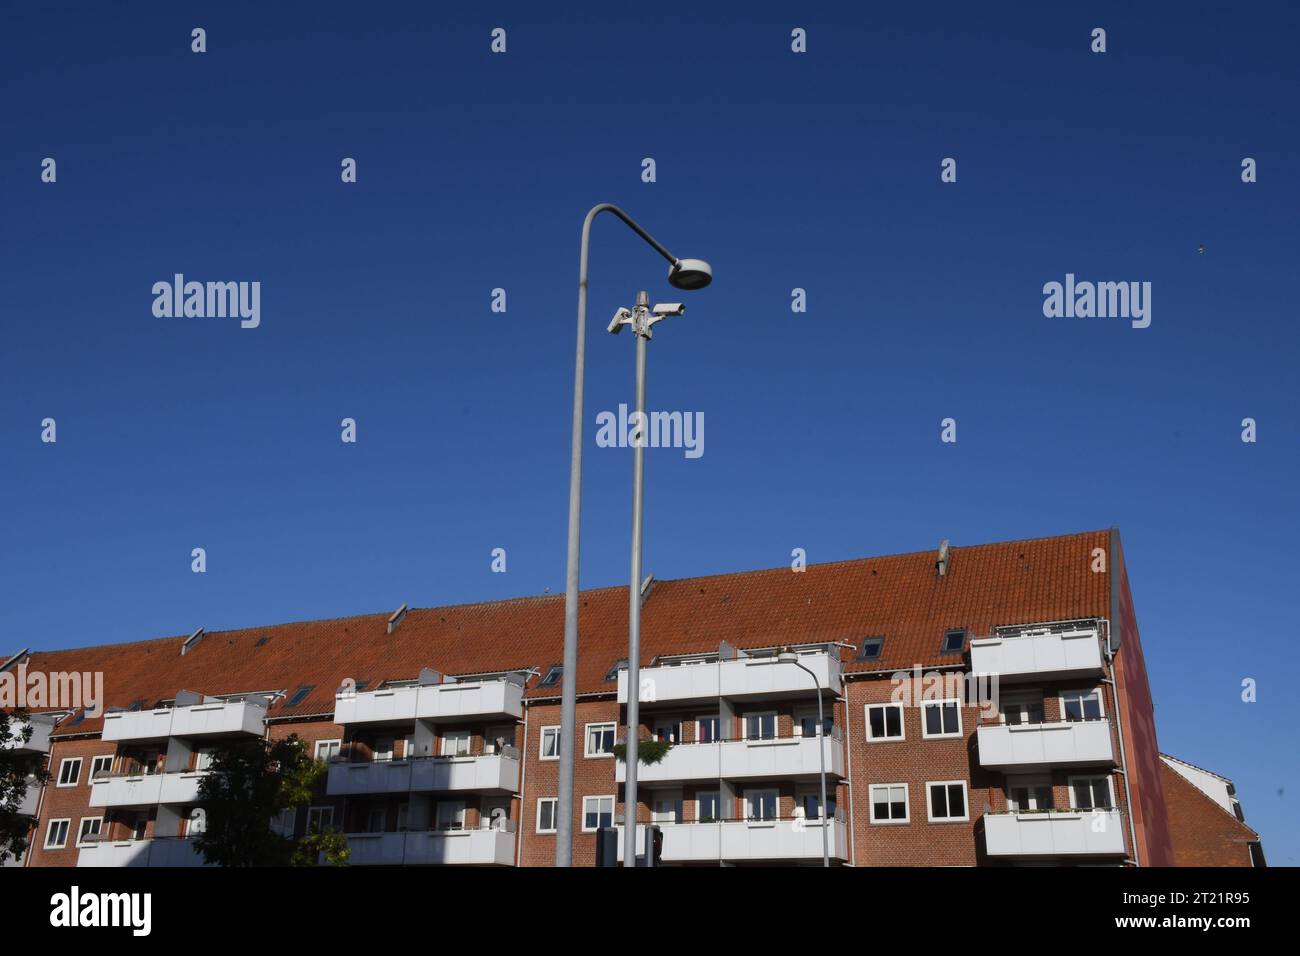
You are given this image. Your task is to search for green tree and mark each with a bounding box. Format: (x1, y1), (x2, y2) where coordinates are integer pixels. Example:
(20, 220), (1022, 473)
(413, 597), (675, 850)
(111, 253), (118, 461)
(194, 734), (349, 867)
(0, 709), (49, 864)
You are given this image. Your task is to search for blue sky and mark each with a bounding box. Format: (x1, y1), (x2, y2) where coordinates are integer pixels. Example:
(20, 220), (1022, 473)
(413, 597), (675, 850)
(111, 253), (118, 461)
(2, 2), (1296, 862)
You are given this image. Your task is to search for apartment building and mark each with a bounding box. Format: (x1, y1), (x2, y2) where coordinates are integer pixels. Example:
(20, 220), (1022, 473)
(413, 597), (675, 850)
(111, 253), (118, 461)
(3, 529), (1263, 867)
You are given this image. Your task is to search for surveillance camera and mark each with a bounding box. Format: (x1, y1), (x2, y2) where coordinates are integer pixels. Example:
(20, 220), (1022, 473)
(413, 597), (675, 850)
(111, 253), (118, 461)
(608, 307), (631, 334)
(653, 303), (685, 316)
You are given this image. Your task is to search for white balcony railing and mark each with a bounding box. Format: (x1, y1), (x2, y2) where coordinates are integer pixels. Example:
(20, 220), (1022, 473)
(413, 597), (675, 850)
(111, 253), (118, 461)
(618, 653), (843, 705)
(615, 733), (844, 784)
(17, 780), (40, 817)
(983, 809), (1127, 858)
(89, 770), (209, 808)
(969, 629), (1104, 683)
(343, 826), (516, 866)
(101, 698), (266, 742)
(976, 720), (1115, 770)
(76, 837), (210, 868)
(4, 719), (53, 754)
(616, 817), (849, 864)
(326, 753), (520, 797)
(333, 678), (524, 726)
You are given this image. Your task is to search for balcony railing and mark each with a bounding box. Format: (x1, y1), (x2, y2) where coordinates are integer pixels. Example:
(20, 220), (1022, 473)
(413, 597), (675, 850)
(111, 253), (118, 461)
(983, 808), (1127, 858)
(614, 729), (845, 784)
(101, 697), (267, 743)
(618, 652), (843, 705)
(3, 719), (53, 754)
(333, 677), (524, 727)
(969, 629), (1104, 683)
(615, 813), (849, 864)
(325, 748), (521, 797)
(88, 768), (209, 808)
(975, 718), (1115, 770)
(342, 823), (517, 866)
(76, 836), (210, 868)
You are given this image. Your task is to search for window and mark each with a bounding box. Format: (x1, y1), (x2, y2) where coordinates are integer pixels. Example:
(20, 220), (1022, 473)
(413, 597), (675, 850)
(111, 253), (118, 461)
(130, 814), (148, 841)
(604, 658), (627, 681)
(57, 758), (82, 787)
(90, 755), (113, 780)
(582, 795), (614, 832)
(314, 739), (341, 761)
(396, 803), (410, 832)
(364, 807), (386, 833)
(744, 711), (777, 741)
(538, 665), (563, 688)
(795, 709), (833, 738)
(797, 787), (835, 821)
(1006, 776), (1053, 812)
(857, 636), (885, 661)
(1000, 694), (1044, 725)
(585, 722), (616, 757)
(652, 719), (682, 743)
(285, 685), (315, 708)
(1070, 775), (1114, 811)
(307, 806), (334, 833)
(76, 817), (103, 847)
(540, 725), (561, 760)
(696, 715), (721, 743)
(1061, 688), (1104, 722)
(922, 699), (962, 738)
(745, 789), (778, 822)
(927, 781), (969, 822)
(941, 629), (966, 654)
(441, 730), (472, 757)
(652, 794), (683, 824)
(697, 791), (721, 822)
(373, 737), (394, 762)
(45, 819), (71, 849)
(866, 703), (905, 741)
(536, 797), (558, 834)
(869, 784), (909, 823)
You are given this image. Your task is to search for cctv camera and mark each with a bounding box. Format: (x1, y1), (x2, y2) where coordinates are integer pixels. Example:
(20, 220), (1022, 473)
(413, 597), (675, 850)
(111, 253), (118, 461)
(608, 307), (631, 334)
(652, 303), (685, 316)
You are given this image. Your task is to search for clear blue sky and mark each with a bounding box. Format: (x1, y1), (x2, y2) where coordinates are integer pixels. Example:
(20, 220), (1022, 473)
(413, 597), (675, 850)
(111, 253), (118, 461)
(2, 2), (1296, 863)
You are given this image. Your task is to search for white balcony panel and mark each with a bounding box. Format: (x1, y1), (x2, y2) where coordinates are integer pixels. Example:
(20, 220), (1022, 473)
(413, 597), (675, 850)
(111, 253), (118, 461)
(616, 735), (843, 784)
(4, 720), (52, 754)
(402, 828), (515, 866)
(333, 686), (419, 726)
(76, 838), (209, 867)
(158, 771), (206, 804)
(415, 680), (524, 722)
(619, 653), (843, 705)
(17, 781), (40, 817)
(976, 721), (1114, 771)
(984, 810), (1127, 858)
(326, 755), (519, 797)
(168, 699), (266, 737)
(343, 832), (407, 866)
(969, 630), (1104, 683)
(327, 760), (414, 796)
(89, 773), (164, 808)
(101, 708), (174, 742)
(617, 819), (848, 864)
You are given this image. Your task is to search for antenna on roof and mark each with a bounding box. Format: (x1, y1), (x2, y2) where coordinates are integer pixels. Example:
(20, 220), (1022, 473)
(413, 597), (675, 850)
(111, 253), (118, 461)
(388, 603), (409, 635)
(181, 628), (205, 656)
(936, 539), (950, 578)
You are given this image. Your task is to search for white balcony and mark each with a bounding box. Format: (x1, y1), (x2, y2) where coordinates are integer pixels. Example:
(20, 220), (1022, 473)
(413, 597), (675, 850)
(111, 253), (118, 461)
(4, 719), (52, 754)
(984, 810), (1127, 858)
(89, 769), (208, 808)
(17, 780), (40, 817)
(969, 629), (1104, 683)
(617, 818), (849, 864)
(976, 721), (1115, 771)
(333, 679), (524, 726)
(326, 753), (520, 797)
(343, 827), (516, 866)
(619, 653), (843, 706)
(101, 698), (266, 742)
(76, 838), (209, 867)
(615, 734), (844, 784)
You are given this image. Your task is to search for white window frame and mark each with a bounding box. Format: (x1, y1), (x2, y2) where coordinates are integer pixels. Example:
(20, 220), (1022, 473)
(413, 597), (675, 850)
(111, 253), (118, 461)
(651, 718), (683, 743)
(925, 780), (970, 822)
(44, 818), (71, 849)
(1060, 687), (1106, 722)
(869, 783), (910, 824)
(76, 816), (104, 847)
(999, 691), (1045, 726)
(696, 791), (721, 822)
(56, 757), (82, 788)
(540, 725), (561, 761)
(795, 784), (834, 821)
(696, 715), (721, 743)
(793, 707), (831, 738)
(441, 730), (472, 757)
(536, 797), (558, 834)
(373, 737), (394, 762)
(864, 702), (905, 741)
(581, 795), (615, 832)
(743, 710), (778, 741)
(1005, 774), (1053, 812)
(307, 806), (334, 833)
(743, 787), (779, 822)
(1067, 773), (1116, 811)
(314, 739), (341, 761)
(651, 791), (683, 824)
(920, 698), (963, 739)
(584, 722), (616, 758)
(89, 755), (114, 780)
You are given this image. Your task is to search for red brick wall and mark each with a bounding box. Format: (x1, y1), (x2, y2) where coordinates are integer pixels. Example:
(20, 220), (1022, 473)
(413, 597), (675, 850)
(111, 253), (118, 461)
(1161, 763), (1256, 866)
(25, 736), (119, 867)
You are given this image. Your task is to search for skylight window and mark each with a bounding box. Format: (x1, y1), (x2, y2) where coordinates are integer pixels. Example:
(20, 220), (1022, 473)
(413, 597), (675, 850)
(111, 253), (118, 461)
(538, 665), (563, 688)
(858, 636), (885, 661)
(941, 629), (966, 654)
(285, 685), (315, 708)
(254, 636), (271, 648)
(604, 659), (627, 681)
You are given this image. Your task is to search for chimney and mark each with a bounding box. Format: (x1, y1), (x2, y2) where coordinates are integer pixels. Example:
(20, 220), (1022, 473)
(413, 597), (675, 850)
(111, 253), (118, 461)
(387, 603), (409, 634)
(936, 539), (951, 578)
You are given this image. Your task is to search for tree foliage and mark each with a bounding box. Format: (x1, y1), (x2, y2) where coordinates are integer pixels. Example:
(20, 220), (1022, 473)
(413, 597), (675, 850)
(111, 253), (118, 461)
(0, 709), (49, 864)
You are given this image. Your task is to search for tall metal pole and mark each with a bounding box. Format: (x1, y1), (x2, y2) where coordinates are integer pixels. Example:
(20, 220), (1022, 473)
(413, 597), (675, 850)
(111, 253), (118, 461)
(559, 206), (679, 867)
(623, 292), (650, 866)
(790, 657), (830, 867)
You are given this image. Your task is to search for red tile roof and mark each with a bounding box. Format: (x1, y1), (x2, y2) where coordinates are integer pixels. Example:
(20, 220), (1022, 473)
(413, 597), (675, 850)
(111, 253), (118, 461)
(10, 530), (1111, 738)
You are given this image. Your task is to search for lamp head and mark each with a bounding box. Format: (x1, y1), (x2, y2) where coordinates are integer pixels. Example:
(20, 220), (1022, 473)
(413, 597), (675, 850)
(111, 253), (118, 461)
(668, 258), (713, 291)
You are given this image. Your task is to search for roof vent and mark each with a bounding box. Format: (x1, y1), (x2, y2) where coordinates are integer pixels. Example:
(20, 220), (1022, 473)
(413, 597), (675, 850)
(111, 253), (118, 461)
(936, 539), (951, 578)
(387, 603), (409, 634)
(181, 628), (205, 656)
(0, 648), (31, 673)
(640, 573), (655, 600)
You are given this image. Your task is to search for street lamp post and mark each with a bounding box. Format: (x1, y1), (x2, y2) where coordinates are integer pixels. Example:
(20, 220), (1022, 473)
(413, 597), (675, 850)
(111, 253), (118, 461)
(779, 648), (830, 867)
(556, 204), (711, 867)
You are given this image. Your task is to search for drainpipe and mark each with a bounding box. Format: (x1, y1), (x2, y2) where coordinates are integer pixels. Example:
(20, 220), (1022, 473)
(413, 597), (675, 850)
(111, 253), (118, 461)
(842, 681), (856, 866)
(1100, 619), (1141, 865)
(516, 701), (530, 867)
